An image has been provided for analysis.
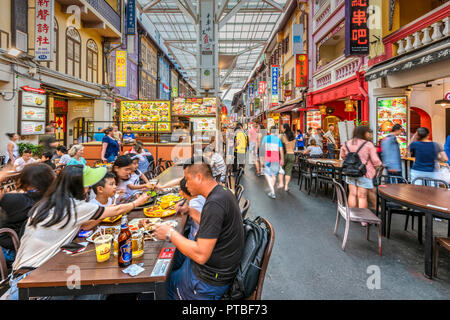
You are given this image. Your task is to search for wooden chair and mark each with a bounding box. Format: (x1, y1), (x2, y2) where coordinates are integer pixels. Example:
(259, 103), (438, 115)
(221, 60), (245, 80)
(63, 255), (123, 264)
(332, 179), (382, 255)
(165, 160), (174, 169)
(1, 179), (17, 194)
(247, 217), (275, 300)
(434, 237), (450, 277)
(240, 199), (250, 219)
(235, 184), (244, 202)
(0, 228), (20, 285)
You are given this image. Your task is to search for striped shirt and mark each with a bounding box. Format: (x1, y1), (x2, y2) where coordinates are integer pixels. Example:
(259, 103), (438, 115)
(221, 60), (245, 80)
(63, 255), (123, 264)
(260, 135), (283, 163)
(211, 153), (226, 178)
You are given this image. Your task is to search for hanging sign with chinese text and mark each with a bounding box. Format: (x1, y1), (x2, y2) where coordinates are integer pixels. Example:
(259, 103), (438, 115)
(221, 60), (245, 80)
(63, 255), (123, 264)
(259, 81), (266, 94)
(271, 65), (279, 107)
(35, 0), (54, 61)
(116, 51), (127, 87)
(295, 54), (308, 87)
(201, 0), (214, 53)
(345, 0), (369, 56)
(126, 0), (136, 35)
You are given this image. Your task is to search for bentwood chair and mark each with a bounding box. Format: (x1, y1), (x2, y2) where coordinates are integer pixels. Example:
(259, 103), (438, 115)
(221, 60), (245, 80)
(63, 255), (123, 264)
(0, 228), (20, 285)
(333, 179), (382, 255)
(235, 184), (245, 202)
(240, 199), (250, 219)
(247, 217), (275, 300)
(434, 237), (450, 277)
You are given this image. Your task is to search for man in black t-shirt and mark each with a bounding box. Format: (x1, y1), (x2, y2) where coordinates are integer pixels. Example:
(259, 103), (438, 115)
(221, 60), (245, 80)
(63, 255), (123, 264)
(154, 159), (244, 300)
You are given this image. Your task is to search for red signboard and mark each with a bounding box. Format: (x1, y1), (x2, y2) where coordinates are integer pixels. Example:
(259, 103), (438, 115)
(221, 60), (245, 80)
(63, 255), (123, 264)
(345, 0), (369, 55)
(295, 54), (308, 87)
(259, 81), (266, 94)
(21, 86), (46, 94)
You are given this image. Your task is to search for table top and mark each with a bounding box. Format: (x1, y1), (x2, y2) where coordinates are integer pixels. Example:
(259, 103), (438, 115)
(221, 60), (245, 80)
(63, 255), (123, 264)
(18, 167), (187, 289)
(378, 184), (450, 214)
(307, 158), (344, 168)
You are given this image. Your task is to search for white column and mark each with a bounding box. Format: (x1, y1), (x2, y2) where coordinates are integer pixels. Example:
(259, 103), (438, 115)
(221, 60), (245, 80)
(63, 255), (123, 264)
(396, 39), (405, 55)
(443, 17), (450, 37)
(421, 26), (432, 45)
(404, 35), (413, 52)
(431, 21), (443, 41)
(412, 31), (422, 49)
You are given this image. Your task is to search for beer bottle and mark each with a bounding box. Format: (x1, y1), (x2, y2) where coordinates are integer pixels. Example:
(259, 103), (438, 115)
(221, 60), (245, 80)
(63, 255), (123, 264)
(118, 215), (132, 267)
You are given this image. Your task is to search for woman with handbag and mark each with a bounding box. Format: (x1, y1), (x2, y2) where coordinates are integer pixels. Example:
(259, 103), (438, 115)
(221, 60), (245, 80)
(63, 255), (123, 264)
(277, 124), (296, 192)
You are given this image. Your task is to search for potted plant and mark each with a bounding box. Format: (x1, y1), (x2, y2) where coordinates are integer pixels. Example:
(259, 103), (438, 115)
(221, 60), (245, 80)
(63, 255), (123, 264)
(17, 143), (44, 158)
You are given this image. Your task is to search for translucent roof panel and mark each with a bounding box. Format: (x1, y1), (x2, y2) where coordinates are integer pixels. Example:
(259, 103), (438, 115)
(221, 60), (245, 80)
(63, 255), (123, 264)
(137, 0), (288, 94)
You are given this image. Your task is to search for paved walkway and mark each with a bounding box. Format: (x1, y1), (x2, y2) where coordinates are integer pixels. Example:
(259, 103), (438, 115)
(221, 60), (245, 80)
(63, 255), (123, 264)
(241, 170), (450, 299)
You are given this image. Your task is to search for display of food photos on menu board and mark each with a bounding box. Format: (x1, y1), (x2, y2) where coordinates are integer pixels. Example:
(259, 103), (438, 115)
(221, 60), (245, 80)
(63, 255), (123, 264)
(191, 117), (217, 132)
(306, 110), (322, 130)
(20, 91), (47, 135)
(121, 101), (171, 132)
(173, 97), (217, 116)
(376, 96), (408, 157)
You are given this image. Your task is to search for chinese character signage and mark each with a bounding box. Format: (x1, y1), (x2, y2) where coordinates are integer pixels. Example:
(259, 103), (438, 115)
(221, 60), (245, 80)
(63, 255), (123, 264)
(201, 0), (214, 52)
(292, 24), (304, 54)
(259, 81), (266, 94)
(126, 0), (136, 35)
(345, 0), (369, 56)
(296, 54), (308, 87)
(116, 51), (127, 87)
(35, 0), (54, 62)
(271, 65), (279, 107)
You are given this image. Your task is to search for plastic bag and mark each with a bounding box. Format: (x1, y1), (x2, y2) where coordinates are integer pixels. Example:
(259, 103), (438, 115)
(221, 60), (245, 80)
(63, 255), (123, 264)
(279, 166), (285, 175)
(438, 165), (450, 184)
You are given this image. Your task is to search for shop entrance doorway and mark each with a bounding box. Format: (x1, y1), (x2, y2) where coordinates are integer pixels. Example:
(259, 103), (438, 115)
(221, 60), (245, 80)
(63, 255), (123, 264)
(410, 107), (432, 140)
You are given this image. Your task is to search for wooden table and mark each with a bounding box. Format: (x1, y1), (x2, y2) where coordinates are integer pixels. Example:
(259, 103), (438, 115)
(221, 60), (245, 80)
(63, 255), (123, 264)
(18, 166), (187, 300)
(378, 184), (450, 279)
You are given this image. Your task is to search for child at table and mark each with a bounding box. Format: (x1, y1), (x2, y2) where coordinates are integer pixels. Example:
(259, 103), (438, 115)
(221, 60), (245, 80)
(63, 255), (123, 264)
(89, 172), (116, 207)
(8, 165), (151, 300)
(113, 155), (151, 202)
(126, 154), (152, 196)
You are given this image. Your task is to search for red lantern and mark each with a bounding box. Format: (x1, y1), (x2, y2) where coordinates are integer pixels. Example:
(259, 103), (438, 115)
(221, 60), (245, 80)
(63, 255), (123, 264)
(221, 105), (228, 115)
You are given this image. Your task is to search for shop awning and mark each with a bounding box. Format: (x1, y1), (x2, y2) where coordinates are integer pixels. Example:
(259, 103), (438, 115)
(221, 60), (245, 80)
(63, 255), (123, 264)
(365, 37), (450, 82)
(273, 103), (306, 113)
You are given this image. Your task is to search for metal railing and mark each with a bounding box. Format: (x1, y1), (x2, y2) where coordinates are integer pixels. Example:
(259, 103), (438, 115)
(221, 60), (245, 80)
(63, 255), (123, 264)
(86, 0), (121, 32)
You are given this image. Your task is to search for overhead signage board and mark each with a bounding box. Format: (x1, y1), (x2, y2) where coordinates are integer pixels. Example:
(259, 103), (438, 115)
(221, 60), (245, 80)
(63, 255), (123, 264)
(345, 0), (369, 56)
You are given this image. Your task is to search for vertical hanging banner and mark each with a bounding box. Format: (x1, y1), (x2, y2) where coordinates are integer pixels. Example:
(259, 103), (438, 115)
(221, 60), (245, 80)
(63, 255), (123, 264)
(126, 0), (136, 35)
(295, 54), (308, 87)
(292, 24), (304, 55)
(200, 0), (214, 90)
(35, 0), (54, 62)
(259, 81), (266, 94)
(271, 65), (279, 107)
(116, 51), (127, 87)
(345, 0), (369, 56)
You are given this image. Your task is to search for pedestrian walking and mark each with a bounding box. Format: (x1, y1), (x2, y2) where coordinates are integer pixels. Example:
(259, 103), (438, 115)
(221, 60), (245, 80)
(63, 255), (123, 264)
(381, 124), (403, 177)
(278, 124), (296, 192)
(259, 126), (284, 199)
(340, 126), (382, 210)
(295, 129), (304, 152)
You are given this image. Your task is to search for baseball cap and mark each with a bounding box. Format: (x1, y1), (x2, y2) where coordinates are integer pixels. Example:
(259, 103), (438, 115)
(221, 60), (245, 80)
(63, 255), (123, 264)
(83, 166), (107, 187)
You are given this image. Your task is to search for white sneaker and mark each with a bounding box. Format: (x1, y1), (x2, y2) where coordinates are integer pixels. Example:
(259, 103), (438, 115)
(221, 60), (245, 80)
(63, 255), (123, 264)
(267, 192), (276, 199)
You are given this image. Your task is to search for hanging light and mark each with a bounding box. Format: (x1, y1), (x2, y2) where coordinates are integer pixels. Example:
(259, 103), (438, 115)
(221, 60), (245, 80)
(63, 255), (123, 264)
(435, 79), (450, 106)
(319, 105), (327, 115)
(344, 100), (355, 112)
(221, 105), (228, 115)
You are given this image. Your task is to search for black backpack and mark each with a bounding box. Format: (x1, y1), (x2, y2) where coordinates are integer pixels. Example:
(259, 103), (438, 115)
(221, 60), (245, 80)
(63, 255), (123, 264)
(342, 140), (369, 178)
(222, 216), (269, 300)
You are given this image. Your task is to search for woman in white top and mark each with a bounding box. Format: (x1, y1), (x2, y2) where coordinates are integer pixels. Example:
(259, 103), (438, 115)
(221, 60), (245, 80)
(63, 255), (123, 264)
(9, 165), (150, 300)
(5, 133), (20, 165)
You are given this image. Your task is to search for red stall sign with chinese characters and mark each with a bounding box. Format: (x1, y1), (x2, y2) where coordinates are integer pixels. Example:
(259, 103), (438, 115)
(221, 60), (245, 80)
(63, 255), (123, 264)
(35, 0), (54, 62)
(345, 0), (369, 56)
(295, 54), (308, 87)
(259, 81), (266, 94)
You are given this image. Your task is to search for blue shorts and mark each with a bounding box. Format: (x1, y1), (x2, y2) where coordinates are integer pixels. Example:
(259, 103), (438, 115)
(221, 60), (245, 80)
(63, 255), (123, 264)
(345, 176), (374, 189)
(263, 162), (280, 176)
(168, 258), (229, 300)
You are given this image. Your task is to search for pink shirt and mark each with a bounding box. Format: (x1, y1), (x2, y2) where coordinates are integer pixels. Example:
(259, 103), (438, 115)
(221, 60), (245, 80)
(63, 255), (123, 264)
(340, 138), (382, 179)
(249, 127), (257, 143)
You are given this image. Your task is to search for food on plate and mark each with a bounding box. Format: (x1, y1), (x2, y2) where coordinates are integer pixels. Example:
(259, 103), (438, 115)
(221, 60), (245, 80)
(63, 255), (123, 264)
(24, 110), (35, 116)
(392, 118), (403, 125)
(380, 120), (394, 132)
(379, 109), (392, 119)
(89, 227), (120, 242)
(158, 194), (183, 203)
(143, 206), (176, 218)
(392, 112), (406, 119)
(34, 97), (44, 105)
(34, 124), (43, 132)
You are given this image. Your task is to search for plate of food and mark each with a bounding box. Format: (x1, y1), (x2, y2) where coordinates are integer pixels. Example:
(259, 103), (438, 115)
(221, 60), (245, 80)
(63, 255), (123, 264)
(86, 226), (120, 243)
(157, 193), (183, 204)
(129, 218), (163, 233)
(143, 206), (177, 218)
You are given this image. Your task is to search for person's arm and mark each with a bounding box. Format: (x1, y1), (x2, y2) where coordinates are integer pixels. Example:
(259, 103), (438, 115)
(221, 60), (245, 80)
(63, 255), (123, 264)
(140, 173), (150, 185)
(80, 193), (151, 229)
(101, 142), (108, 161)
(7, 142), (14, 162)
(438, 151), (448, 163)
(154, 223), (217, 265)
(279, 147), (284, 166)
(369, 144), (383, 167)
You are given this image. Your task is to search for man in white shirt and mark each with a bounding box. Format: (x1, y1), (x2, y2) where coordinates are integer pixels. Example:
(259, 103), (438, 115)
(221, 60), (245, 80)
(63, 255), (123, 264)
(324, 124), (337, 159)
(13, 149), (36, 171)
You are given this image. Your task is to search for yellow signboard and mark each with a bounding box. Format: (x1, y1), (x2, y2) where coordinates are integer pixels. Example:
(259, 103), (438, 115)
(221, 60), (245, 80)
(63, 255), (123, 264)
(121, 100), (171, 132)
(116, 51), (127, 87)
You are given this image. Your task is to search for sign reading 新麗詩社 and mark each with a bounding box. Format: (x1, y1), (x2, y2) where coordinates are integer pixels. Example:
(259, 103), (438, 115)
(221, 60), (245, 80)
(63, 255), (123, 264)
(345, 0), (369, 56)
(126, 0), (136, 35)
(35, 0), (54, 62)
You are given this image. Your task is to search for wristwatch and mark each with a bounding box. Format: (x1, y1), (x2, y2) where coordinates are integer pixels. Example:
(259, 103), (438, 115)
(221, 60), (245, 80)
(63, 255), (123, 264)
(166, 228), (174, 242)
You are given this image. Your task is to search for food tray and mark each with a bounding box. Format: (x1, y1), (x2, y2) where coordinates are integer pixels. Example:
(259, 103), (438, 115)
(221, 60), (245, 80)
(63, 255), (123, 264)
(86, 226), (120, 243)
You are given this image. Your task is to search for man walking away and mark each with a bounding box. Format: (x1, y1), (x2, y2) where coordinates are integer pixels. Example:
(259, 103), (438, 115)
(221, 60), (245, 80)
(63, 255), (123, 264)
(259, 126), (284, 199)
(324, 124), (337, 159)
(234, 123), (247, 174)
(381, 124), (403, 177)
